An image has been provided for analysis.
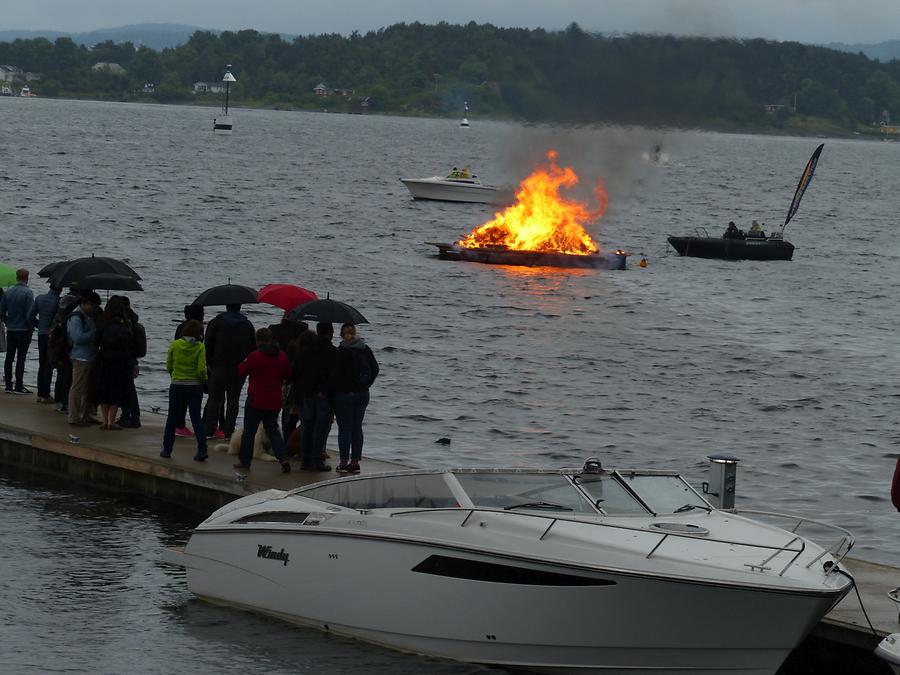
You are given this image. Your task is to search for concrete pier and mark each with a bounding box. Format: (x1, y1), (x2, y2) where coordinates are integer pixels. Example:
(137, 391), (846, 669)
(0, 391), (896, 672)
(0, 390), (401, 514)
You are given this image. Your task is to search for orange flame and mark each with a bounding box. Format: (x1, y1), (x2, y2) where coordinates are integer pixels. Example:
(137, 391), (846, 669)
(459, 150), (607, 255)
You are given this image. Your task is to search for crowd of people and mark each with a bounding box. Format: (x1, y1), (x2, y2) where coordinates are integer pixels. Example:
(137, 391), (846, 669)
(0, 268), (379, 476)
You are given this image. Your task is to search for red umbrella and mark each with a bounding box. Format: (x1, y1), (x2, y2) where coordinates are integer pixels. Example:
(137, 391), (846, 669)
(257, 284), (318, 311)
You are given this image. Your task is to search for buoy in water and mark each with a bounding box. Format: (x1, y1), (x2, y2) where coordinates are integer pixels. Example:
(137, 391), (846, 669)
(638, 257), (648, 268)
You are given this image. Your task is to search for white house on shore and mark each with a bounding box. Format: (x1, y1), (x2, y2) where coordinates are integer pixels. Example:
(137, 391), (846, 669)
(0, 65), (22, 82)
(193, 81), (227, 94)
(92, 62), (126, 75)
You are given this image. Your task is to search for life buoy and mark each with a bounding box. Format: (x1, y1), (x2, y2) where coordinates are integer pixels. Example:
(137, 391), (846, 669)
(891, 456), (900, 512)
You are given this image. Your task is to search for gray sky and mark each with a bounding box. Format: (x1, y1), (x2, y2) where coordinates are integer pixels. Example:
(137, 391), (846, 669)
(8, 0), (900, 44)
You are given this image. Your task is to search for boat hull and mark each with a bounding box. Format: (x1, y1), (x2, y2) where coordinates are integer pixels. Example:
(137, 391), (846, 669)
(668, 236), (794, 261)
(877, 635), (900, 674)
(172, 530), (846, 675)
(428, 242), (627, 270)
(401, 178), (499, 203)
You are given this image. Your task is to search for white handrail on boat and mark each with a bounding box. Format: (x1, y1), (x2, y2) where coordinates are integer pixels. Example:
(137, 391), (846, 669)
(389, 507), (820, 576)
(731, 508), (855, 567)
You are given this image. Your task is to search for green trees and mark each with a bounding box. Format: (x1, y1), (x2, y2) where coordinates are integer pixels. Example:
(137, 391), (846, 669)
(1, 22), (899, 130)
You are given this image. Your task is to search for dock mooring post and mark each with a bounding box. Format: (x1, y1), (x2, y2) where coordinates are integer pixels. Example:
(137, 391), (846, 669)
(702, 454), (740, 510)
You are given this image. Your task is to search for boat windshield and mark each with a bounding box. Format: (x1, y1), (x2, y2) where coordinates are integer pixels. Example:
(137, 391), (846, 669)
(575, 474), (651, 515)
(615, 473), (709, 515)
(453, 473), (596, 513)
(297, 473), (459, 510)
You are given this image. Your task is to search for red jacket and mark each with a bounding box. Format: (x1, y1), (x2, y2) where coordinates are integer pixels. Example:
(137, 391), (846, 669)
(238, 343), (291, 411)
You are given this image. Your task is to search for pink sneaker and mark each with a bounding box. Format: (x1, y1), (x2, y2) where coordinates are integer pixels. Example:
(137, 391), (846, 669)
(174, 427), (195, 438)
(213, 429), (226, 439)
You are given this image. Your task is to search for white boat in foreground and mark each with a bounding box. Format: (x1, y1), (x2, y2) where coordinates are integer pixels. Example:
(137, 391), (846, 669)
(877, 634), (900, 674)
(164, 460), (854, 675)
(400, 170), (501, 203)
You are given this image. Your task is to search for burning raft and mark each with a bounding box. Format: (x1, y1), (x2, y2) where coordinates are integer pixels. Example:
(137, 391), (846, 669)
(430, 150), (627, 270)
(428, 242), (627, 269)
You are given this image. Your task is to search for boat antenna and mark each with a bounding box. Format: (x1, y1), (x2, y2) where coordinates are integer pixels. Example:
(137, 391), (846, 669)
(780, 143), (824, 237)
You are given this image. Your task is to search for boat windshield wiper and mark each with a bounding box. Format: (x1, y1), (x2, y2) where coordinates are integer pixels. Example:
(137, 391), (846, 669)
(673, 503), (712, 514)
(504, 501), (573, 512)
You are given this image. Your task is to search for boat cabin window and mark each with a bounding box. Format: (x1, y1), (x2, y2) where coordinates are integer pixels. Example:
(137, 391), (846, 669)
(616, 474), (708, 515)
(575, 475), (650, 515)
(299, 474), (458, 510)
(234, 512), (311, 524)
(453, 473), (596, 513)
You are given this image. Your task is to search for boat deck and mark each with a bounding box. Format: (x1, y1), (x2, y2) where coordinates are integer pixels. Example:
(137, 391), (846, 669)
(0, 390), (896, 667)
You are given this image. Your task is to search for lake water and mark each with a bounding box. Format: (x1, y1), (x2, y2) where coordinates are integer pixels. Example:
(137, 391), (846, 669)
(1, 98), (898, 673)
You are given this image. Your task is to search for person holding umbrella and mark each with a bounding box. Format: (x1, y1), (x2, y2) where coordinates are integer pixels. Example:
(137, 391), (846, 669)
(234, 327), (292, 473)
(202, 303), (256, 439)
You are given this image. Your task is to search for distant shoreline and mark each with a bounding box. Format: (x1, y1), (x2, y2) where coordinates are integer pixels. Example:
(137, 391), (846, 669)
(19, 93), (886, 142)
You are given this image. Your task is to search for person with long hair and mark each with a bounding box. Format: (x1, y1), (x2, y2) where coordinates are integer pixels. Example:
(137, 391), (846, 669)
(93, 295), (134, 429)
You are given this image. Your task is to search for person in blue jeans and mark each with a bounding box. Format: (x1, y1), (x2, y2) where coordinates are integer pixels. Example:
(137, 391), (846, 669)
(1, 269), (35, 394)
(329, 323), (379, 474)
(28, 283), (61, 402)
(160, 320), (208, 461)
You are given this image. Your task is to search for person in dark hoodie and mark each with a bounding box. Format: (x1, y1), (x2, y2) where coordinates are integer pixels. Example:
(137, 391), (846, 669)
(116, 296), (147, 428)
(202, 303), (255, 439)
(296, 322), (337, 472)
(268, 312), (307, 438)
(330, 323), (379, 474)
(234, 327), (292, 473)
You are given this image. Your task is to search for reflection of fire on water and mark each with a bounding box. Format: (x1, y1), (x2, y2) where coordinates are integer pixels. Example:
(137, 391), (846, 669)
(458, 150), (607, 255)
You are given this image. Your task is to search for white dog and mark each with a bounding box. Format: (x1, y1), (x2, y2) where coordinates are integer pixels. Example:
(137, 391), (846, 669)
(215, 426), (278, 462)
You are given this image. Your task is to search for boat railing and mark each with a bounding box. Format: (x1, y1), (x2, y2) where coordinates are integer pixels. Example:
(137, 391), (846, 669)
(730, 508), (854, 568)
(694, 227), (710, 238)
(389, 507), (826, 576)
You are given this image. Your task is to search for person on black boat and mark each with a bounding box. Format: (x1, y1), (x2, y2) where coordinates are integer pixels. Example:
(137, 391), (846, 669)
(748, 221), (766, 238)
(723, 221), (743, 239)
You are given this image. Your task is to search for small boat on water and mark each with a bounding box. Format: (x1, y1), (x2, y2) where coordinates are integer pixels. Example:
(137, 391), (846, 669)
(0, 85), (12, 97)
(401, 169), (501, 203)
(876, 633), (900, 674)
(668, 229), (795, 261)
(19, 86), (34, 97)
(428, 241), (628, 269)
(164, 459), (854, 674)
(669, 144), (823, 262)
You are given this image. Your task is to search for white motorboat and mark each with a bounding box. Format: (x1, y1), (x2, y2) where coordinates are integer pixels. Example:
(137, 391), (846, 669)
(877, 634), (900, 674)
(401, 170), (500, 203)
(164, 460), (854, 675)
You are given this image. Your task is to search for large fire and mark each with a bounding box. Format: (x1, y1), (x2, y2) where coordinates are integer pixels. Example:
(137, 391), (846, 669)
(458, 150), (607, 255)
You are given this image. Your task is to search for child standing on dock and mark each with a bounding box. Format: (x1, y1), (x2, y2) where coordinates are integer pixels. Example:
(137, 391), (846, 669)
(161, 320), (208, 461)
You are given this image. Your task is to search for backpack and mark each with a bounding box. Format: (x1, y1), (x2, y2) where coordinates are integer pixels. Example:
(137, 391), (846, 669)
(132, 322), (147, 359)
(348, 348), (373, 389)
(48, 308), (82, 368)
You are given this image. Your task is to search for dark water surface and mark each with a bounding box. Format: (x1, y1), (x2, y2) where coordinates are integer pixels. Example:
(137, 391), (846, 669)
(1, 98), (898, 672)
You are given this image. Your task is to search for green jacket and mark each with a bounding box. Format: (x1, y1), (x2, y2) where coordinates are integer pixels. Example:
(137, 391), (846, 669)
(166, 337), (208, 383)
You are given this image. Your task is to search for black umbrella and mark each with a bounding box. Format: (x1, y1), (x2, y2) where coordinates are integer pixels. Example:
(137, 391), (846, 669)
(38, 261), (65, 278)
(192, 283), (259, 306)
(288, 298), (368, 324)
(49, 256), (142, 288)
(77, 273), (144, 292)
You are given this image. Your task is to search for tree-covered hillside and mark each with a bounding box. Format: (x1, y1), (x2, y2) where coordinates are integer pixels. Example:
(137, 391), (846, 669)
(2, 22), (900, 132)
